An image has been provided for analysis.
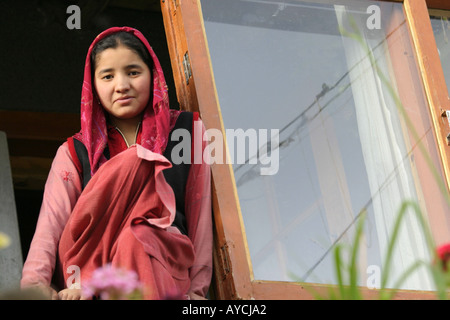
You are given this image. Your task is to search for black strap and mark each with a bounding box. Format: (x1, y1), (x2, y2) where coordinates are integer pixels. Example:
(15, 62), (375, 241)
(162, 112), (193, 235)
(72, 138), (92, 190)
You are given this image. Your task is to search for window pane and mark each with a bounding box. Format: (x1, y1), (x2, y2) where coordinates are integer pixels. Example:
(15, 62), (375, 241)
(430, 10), (450, 97)
(201, 0), (450, 291)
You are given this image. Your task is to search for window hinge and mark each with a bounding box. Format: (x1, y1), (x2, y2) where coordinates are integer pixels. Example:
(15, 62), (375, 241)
(441, 109), (450, 145)
(219, 242), (232, 279)
(182, 51), (192, 85)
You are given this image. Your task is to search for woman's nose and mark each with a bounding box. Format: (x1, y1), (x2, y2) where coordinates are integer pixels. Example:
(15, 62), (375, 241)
(115, 75), (130, 92)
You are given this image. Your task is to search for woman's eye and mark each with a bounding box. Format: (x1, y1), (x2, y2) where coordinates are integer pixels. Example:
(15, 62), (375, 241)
(102, 75), (113, 80)
(129, 71), (140, 76)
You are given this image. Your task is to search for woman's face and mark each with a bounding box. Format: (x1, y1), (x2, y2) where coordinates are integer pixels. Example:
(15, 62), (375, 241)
(93, 44), (151, 123)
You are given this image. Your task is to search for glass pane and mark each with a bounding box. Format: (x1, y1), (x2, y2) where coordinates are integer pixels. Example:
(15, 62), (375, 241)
(430, 10), (450, 97)
(201, 0), (450, 291)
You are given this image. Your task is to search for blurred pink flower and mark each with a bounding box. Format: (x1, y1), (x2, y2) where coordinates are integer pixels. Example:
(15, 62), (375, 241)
(82, 264), (143, 300)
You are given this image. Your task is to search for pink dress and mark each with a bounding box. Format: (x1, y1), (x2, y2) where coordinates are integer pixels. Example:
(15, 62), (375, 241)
(20, 27), (213, 299)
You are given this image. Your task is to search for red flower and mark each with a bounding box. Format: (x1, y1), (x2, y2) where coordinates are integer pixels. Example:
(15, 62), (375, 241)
(437, 243), (450, 272)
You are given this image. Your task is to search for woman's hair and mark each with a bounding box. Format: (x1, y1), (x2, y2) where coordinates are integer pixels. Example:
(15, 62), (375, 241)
(90, 31), (153, 75)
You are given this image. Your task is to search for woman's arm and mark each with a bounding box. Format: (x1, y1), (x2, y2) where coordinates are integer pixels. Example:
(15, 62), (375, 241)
(21, 142), (82, 290)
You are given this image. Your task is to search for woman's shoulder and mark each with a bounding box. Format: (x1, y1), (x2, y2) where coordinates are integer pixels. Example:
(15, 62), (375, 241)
(49, 140), (79, 170)
(56, 140), (72, 157)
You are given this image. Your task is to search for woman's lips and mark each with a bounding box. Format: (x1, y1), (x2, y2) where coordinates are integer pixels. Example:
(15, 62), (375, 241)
(115, 96), (134, 105)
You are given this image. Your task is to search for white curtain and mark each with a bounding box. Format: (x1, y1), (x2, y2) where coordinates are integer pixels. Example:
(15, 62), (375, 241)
(334, 5), (433, 291)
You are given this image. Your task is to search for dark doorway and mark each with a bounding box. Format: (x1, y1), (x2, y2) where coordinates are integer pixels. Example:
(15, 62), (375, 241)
(0, 0), (177, 259)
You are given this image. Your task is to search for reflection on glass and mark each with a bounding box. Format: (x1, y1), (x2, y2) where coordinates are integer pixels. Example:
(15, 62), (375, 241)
(201, 0), (450, 291)
(430, 10), (450, 97)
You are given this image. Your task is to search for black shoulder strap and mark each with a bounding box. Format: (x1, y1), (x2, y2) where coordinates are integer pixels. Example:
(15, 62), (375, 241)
(71, 138), (110, 190)
(163, 111), (194, 235)
(72, 138), (92, 190)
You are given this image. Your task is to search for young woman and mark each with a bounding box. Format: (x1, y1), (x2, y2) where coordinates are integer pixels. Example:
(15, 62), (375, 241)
(20, 27), (212, 300)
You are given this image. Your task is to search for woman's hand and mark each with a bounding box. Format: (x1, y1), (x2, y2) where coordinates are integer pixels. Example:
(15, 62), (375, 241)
(58, 288), (87, 300)
(32, 285), (59, 300)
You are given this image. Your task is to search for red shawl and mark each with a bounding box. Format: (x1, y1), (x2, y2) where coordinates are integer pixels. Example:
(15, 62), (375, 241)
(58, 145), (195, 299)
(73, 26), (181, 175)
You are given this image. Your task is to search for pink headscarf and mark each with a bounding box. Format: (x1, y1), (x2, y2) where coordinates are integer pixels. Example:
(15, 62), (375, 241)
(73, 26), (180, 175)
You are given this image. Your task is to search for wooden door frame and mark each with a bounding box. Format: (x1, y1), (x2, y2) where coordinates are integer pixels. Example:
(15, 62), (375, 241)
(161, 0), (450, 299)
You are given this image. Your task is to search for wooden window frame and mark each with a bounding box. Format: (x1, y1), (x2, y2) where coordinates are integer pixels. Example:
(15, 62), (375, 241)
(161, 0), (450, 299)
